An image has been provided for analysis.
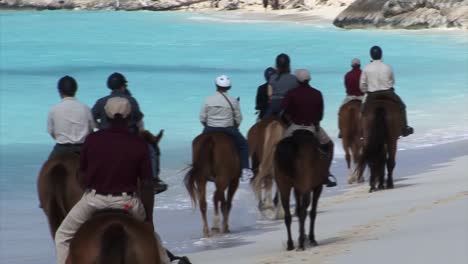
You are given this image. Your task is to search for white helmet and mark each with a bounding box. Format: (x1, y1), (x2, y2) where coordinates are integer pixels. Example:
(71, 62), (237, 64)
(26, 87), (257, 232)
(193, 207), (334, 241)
(215, 75), (231, 89)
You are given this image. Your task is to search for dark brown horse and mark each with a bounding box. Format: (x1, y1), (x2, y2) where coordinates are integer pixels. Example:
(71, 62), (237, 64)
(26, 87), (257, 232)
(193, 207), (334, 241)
(37, 130), (164, 262)
(338, 100), (364, 184)
(275, 130), (330, 251)
(248, 117), (285, 213)
(185, 132), (240, 237)
(67, 210), (161, 264)
(357, 100), (404, 192)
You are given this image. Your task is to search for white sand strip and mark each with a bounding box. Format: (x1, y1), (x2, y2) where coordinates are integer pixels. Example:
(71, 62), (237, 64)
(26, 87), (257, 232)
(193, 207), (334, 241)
(188, 155), (468, 264)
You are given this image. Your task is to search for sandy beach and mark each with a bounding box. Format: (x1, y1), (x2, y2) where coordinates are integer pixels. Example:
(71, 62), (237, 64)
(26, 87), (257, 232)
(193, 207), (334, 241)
(187, 142), (468, 264)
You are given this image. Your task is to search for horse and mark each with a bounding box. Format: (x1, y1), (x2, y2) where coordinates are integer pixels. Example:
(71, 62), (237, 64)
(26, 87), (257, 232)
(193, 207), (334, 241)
(274, 130), (330, 251)
(67, 210), (161, 264)
(37, 130), (164, 262)
(248, 116), (285, 213)
(184, 132), (240, 237)
(356, 99), (404, 192)
(338, 100), (364, 184)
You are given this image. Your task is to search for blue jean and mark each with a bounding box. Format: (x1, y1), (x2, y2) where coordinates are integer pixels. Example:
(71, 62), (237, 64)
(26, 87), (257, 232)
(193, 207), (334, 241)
(203, 126), (250, 169)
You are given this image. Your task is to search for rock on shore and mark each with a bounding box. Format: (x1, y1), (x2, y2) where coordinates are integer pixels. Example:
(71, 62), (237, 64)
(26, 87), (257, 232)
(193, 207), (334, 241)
(333, 0), (468, 29)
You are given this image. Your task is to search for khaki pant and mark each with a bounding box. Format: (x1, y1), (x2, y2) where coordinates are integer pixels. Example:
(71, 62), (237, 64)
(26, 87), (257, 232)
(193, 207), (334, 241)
(284, 123), (331, 145)
(55, 191), (170, 264)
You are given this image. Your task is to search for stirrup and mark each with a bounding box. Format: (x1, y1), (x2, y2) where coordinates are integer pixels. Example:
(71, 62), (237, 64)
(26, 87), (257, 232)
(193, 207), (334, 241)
(401, 126), (414, 137)
(153, 180), (168, 195)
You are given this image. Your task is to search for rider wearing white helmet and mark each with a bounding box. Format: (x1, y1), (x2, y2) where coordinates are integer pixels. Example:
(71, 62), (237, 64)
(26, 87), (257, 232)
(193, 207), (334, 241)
(199, 75), (254, 181)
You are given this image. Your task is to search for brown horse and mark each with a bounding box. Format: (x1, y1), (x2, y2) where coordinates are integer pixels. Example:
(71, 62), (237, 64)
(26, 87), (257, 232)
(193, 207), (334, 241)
(67, 210), (161, 264)
(185, 132), (240, 237)
(275, 130), (330, 251)
(338, 100), (364, 184)
(248, 117), (285, 213)
(357, 100), (404, 192)
(37, 130), (164, 262)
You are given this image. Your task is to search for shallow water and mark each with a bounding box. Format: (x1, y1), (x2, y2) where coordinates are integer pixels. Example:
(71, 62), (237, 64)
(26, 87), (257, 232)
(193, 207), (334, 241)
(0, 11), (467, 263)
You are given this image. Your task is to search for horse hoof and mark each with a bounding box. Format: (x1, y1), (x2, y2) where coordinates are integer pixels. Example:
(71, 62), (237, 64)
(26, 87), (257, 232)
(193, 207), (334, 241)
(223, 228), (231, 234)
(296, 246), (306, 252)
(211, 227), (220, 233)
(387, 183), (394, 189)
(309, 240), (318, 247)
(378, 184), (385, 190)
(358, 178), (365, 183)
(287, 241), (295, 251)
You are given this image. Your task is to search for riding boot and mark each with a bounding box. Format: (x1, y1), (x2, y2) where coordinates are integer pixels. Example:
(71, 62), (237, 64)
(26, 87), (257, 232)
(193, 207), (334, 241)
(153, 177), (168, 195)
(400, 107), (414, 137)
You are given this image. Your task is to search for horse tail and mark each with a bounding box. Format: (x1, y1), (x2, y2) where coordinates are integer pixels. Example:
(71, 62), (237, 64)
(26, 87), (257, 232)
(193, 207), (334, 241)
(274, 137), (297, 179)
(47, 164), (69, 235)
(185, 136), (214, 208)
(98, 223), (128, 264)
(252, 121), (283, 195)
(357, 108), (387, 176)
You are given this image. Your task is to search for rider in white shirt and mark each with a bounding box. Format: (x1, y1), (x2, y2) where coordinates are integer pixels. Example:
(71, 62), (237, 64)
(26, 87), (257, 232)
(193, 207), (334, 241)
(200, 75), (254, 181)
(360, 46), (414, 137)
(47, 76), (95, 158)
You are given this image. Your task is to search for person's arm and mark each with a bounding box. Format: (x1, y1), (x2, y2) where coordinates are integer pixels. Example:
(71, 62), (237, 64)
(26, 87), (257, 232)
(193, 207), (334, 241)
(86, 107), (96, 134)
(139, 146), (154, 223)
(47, 110), (55, 139)
(91, 100), (101, 128)
(360, 69), (368, 93)
(234, 99), (242, 127)
(130, 97), (144, 125)
(389, 66), (395, 88)
(318, 92), (324, 122)
(199, 101), (208, 127)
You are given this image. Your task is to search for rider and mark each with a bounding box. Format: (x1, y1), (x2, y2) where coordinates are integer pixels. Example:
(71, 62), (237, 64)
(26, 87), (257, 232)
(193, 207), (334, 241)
(55, 97), (170, 264)
(91, 72), (168, 194)
(338, 58), (364, 138)
(360, 46), (414, 137)
(200, 75), (254, 181)
(264, 53), (299, 117)
(255, 67), (276, 120)
(281, 69), (337, 187)
(47, 76), (95, 158)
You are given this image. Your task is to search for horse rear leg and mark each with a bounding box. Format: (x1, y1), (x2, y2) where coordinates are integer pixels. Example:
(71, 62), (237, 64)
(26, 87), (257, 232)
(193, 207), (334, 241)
(297, 191), (311, 251)
(263, 175), (274, 210)
(224, 178), (239, 234)
(386, 141), (397, 189)
(279, 185), (293, 251)
(212, 189), (222, 233)
(198, 180), (210, 237)
(309, 185), (323, 246)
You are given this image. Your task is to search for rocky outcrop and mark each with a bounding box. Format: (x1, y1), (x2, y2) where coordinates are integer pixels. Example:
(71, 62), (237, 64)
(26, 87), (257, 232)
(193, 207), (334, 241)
(334, 0), (468, 29)
(0, 0), (216, 11)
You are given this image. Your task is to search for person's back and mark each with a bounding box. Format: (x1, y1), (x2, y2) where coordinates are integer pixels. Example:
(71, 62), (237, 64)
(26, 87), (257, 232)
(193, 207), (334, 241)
(283, 83), (323, 126)
(265, 53), (298, 117)
(202, 92), (241, 128)
(82, 124), (149, 194)
(48, 76), (95, 158)
(256, 67), (276, 120)
(92, 72), (144, 132)
(344, 58), (364, 97)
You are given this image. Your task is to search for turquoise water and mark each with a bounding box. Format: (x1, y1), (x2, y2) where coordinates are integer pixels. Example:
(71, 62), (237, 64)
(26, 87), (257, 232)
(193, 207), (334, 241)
(1, 11), (467, 151)
(0, 11), (467, 263)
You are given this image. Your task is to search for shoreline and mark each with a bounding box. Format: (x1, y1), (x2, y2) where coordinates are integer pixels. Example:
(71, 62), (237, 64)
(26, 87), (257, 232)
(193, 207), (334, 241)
(1, 139), (467, 263)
